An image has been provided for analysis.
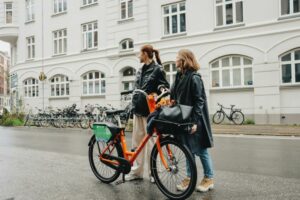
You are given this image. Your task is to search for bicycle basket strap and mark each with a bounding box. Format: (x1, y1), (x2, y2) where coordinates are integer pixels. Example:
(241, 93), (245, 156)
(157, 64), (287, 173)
(158, 104), (193, 123)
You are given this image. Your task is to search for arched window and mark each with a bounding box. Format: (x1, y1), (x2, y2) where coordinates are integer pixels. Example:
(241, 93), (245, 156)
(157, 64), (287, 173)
(121, 67), (136, 91)
(163, 62), (177, 86)
(50, 75), (69, 97)
(120, 39), (134, 51)
(82, 71), (105, 95)
(280, 48), (300, 84)
(23, 78), (39, 98)
(210, 55), (253, 88)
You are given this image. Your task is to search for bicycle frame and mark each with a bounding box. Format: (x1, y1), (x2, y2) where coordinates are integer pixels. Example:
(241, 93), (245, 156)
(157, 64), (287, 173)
(99, 129), (171, 171)
(98, 90), (173, 172)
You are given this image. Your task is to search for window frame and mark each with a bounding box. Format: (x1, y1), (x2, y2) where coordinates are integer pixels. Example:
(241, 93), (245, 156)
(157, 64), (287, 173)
(120, 0), (133, 20)
(210, 55), (254, 89)
(82, 71), (106, 96)
(162, 1), (186, 37)
(120, 39), (134, 52)
(280, 48), (300, 85)
(82, 21), (98, 50)
(23, 78), (39, 98)
(53, 29), (67, 55)
(214, 0), (244, 28)
(50, 75), (70, 97)
(279, 0), (300, 17)
(26, 36), (35, 60)
(163, 62), (177, 86)
(5, 2), (13, 24)
(82, 0), (98, 7)
(26, 0), (35, 22)
(121, 67), (136, 92)
(53, 0), (67, 14)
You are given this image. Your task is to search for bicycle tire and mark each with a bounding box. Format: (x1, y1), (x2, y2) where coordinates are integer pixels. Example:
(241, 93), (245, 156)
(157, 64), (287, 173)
(232, 111), (244, 125)
(80, 115), (89, 129)
(213, 111), (225, 124)
(150, 137), (197, 200)
(88, 136), (123, 184)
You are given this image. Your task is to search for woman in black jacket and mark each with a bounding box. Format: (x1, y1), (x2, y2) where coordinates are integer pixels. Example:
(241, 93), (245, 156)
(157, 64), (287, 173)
(172, 49), (214, 193)
(125, 45), (169, 182)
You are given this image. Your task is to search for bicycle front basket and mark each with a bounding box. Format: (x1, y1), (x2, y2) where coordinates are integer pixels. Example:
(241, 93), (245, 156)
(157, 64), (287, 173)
(93, 123), (112, 142)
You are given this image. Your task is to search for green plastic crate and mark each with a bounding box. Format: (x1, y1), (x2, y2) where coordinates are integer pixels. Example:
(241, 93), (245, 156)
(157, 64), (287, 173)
(93, 123), (112, 142)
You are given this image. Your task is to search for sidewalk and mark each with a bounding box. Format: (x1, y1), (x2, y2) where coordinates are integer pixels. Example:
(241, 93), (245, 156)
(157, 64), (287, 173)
(212, 124), (300, 137)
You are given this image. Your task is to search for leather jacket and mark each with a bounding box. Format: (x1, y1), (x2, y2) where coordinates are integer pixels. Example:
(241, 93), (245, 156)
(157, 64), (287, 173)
(132, 61), (169, 116)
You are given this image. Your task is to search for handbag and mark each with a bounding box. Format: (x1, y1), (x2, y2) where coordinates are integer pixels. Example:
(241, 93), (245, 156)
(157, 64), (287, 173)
(158, 104), (193, 123)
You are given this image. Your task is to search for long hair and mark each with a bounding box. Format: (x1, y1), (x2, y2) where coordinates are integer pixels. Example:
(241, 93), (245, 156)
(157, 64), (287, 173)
(177, 49), (200, 71)
(141, 44), (162, 65)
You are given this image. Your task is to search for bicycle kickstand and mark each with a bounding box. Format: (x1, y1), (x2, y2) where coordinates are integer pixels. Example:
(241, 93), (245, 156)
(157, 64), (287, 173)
(115, 173), (126, 185)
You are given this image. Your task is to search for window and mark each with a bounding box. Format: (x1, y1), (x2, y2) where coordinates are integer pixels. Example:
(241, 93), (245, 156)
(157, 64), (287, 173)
(5, 2), (13, 24)
(280, 49), (300, 84)
(24, 78), (39, 98)
(82, 22), (98, 50)
(281, 0), (300, 16)
(163, 62), (177, 86)
(27, 36), (35, 59)
(26, 0), (35, 22)
(120, 39), (134, 51)
(120, 0), (133, 20)
(82, 71), (105, 95)
(82, 0), (98, 6)
(53, 29), (67, 55)
(210, 55), (253, 88)
(162, 2), (186, 36)
(121, 67), (136, 92)
(53, 0), (67, 14)
(50, 75), (69, 97)
(215, 0), (243, 27)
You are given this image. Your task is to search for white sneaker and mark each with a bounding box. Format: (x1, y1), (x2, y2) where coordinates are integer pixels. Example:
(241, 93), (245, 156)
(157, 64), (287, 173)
(124, 173), (143, 181)
(150, 176), (155, 184)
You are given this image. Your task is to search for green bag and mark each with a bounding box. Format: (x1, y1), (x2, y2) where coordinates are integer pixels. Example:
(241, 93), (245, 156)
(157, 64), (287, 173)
(93, 123), (112, 142)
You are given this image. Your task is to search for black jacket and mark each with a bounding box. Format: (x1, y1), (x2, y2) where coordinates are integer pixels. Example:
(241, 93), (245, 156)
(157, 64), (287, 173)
(171, 69), (213, 148)
(132, 61), (169, 116)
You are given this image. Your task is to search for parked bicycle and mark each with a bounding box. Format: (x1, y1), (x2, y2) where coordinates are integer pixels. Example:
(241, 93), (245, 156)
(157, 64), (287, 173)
(88, 89), (197, 200)
(212, 103), (244, 125)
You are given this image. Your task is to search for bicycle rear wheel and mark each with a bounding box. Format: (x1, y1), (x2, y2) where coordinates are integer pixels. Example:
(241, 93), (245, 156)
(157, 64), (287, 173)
(150, 137), (197, 200)
(213, 111), (225, 124)
(232, 111), (244, 125)
(88, 136), (122, 183)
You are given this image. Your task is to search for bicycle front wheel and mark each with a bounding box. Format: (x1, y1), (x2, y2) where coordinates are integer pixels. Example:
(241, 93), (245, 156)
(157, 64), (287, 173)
(88, 136), (122, 184)
(232, 111), (244, 125)
(150, 137), (197, 200)
(213, 111), (225, 124)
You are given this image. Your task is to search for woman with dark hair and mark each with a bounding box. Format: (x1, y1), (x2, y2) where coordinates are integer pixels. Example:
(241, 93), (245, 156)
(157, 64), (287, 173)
(172, 49), (214, 193)
(125, 44), (169, 182)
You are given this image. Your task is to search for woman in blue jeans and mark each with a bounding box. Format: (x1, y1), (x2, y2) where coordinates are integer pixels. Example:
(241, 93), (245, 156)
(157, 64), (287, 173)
(170, 49), (214, 192)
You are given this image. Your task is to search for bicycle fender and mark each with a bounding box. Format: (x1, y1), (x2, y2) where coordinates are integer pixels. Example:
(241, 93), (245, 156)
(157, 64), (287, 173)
(88, 135), (95, 146)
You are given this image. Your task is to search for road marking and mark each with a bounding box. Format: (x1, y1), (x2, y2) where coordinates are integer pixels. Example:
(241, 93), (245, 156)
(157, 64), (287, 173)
(214, 134), (300, 140)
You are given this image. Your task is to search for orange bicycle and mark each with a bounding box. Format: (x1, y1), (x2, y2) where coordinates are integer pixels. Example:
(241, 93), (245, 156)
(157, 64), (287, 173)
(88, 89), (197, 200)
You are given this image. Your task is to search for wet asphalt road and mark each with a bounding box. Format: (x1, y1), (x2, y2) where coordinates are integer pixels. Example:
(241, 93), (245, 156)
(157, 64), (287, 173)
(0, 126), (300, 200)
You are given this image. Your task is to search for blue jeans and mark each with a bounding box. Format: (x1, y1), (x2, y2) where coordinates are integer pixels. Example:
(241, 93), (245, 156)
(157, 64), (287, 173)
(187, 148), (214, 179)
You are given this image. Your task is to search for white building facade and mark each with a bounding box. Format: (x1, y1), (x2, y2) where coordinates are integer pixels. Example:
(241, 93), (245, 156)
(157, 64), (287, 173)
(0, 51), (10, 110)
(0, 0), (300, 124)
